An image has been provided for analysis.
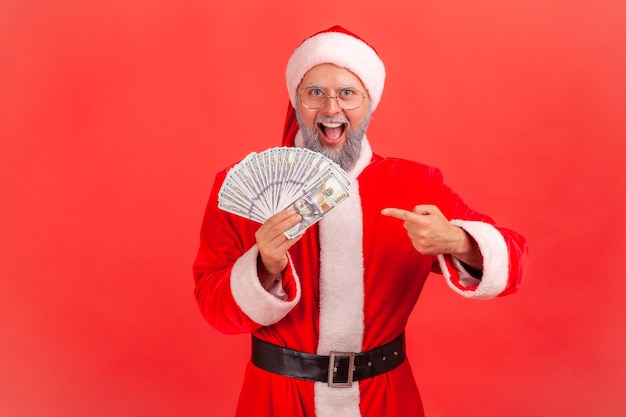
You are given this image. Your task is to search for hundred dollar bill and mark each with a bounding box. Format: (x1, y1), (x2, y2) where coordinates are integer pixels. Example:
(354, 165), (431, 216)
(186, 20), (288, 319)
(283, 168), (351, 239)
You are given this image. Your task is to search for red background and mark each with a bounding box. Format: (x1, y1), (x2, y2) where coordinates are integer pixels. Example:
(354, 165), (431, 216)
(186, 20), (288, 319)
(1, 1), (625, 416)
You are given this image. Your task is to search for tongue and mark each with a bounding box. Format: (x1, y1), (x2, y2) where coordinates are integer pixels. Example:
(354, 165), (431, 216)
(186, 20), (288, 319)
(324, 126), (343, 141)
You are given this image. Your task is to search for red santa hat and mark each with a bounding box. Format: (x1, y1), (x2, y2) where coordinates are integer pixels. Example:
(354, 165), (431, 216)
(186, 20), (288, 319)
(282, 26), (386, 147)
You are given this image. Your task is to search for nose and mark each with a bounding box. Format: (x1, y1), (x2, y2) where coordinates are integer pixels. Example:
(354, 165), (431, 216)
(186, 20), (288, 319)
(322, 95), (342, 114)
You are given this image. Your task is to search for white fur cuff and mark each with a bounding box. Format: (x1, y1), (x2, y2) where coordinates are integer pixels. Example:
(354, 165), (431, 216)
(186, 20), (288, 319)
(438, 220), (509, 299)
(230, 246), (301, 325)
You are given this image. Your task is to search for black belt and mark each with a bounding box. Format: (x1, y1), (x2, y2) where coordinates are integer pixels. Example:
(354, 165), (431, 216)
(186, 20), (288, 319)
(251, 333), (406, 388)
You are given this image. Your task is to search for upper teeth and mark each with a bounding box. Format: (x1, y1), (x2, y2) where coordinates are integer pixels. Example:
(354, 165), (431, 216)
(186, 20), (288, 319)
(321, 122), (342, 128)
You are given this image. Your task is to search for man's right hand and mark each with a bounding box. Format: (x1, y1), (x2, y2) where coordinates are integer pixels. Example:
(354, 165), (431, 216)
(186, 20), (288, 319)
(255, 209), (303, 289)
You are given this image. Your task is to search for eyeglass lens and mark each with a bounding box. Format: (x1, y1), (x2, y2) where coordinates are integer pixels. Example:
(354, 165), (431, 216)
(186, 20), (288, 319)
(300, 87), (364, 110)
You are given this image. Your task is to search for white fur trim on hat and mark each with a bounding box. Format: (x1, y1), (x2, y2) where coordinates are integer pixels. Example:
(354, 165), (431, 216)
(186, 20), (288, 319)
(286, 30), (386, 111)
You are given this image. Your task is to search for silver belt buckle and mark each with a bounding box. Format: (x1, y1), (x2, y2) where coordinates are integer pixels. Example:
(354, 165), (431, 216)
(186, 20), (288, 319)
(328, 351), (355, 388)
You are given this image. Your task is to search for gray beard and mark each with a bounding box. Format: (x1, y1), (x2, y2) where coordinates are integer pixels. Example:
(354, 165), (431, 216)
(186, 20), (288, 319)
(295, 104), (372, 172)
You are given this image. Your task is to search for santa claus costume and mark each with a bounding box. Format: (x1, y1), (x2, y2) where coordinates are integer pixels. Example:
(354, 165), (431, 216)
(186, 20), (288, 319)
(193, 26), (528, 417)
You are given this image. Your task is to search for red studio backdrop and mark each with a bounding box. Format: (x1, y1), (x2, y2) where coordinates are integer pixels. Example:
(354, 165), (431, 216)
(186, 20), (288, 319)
(1, 1), (625, 416)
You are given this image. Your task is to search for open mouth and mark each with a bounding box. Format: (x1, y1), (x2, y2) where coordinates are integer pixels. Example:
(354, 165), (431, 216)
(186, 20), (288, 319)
(318, 122), (346, 145)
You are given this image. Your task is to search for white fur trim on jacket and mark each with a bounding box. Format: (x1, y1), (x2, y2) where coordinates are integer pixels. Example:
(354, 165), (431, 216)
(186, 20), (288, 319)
(438, 220), (509, 299)
(286, 31), (386, 111)
(230, 245), (301, 326)
(314, 138), (372, 417)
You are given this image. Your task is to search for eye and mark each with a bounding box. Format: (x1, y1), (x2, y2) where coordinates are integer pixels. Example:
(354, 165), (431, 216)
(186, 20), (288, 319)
(339, 89), (355, 98)
(309, 88), (324, 97)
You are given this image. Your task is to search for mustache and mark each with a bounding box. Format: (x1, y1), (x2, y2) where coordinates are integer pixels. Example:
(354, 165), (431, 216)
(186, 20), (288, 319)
(315, 115), (349, 125)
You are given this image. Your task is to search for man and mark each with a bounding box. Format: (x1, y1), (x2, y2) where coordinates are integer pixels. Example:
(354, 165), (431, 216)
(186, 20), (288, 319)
(193, 26), (528, 417)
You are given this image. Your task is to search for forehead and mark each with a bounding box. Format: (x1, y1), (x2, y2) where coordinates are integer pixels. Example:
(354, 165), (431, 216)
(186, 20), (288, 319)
(299, 63), (366, 90)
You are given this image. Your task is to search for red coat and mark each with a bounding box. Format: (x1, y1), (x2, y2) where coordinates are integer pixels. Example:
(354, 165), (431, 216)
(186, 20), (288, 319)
(193, 138), (528, 417)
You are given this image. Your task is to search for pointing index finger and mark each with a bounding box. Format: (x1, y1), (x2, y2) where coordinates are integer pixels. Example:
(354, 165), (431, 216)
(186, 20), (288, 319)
(381, 207), (412, 221)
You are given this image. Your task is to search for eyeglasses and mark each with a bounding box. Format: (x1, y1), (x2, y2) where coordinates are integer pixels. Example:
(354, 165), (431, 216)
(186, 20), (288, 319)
(298, 86), (366, 110)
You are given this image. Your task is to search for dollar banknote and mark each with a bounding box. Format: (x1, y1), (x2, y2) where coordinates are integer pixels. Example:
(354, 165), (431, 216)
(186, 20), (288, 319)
(217, 147), (351, 238)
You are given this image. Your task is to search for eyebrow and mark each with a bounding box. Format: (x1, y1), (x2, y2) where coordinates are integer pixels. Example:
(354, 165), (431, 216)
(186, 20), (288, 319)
(301, 82), (363, 91)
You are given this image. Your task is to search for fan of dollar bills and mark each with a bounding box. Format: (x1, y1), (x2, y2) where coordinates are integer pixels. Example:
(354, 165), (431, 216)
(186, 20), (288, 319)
(218, 147), (351, 238)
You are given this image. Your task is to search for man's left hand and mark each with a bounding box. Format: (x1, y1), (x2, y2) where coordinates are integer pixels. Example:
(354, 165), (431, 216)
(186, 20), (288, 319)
(381, 204), (482, 269)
